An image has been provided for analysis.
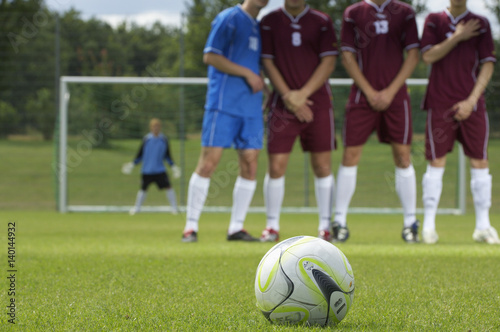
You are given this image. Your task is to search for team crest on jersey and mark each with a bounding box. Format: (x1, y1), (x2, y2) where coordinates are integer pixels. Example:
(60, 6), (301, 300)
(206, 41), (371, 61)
(249, 36), (259, 51)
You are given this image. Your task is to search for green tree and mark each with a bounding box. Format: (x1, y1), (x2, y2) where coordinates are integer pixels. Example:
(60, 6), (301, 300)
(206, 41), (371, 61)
(0, 0), (48, 135)
(484, 0), (500, 24)
(0, 100), (21, 138)
(26, 88), (54, 140)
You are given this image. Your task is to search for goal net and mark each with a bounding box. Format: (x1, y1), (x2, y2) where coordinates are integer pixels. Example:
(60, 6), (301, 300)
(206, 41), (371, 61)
(55, 76), (466, 214)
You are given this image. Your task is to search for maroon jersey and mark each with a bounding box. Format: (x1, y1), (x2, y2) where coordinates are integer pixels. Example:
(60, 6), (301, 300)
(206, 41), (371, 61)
(260, 6), (339, 111)
(341, 0), (419, 107)
(421, 9), (496, 111)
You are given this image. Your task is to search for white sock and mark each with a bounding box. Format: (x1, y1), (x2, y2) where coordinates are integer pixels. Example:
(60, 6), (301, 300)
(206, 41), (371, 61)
(185, 173), (210, 232)
(471, 168), (491, 231)
(422, 164), (444, 231)
(264, 174), (284, 231)
(334, 165), (357, 227)
(228, 176), (257, 235)
(134, 190), (147, 211)
(166, 188), (178, 211)
(395, 165), (417, 228)
(315, 174), (334, 231)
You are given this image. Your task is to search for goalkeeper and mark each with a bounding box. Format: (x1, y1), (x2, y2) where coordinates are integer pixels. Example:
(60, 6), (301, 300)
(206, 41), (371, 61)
(122, 118), (181, 215)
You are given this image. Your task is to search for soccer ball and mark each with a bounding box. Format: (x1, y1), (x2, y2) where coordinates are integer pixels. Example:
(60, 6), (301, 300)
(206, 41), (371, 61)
(254, 236), (354, 326)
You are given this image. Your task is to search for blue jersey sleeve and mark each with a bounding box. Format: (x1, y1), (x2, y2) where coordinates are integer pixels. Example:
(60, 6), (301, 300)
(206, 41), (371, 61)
(204, 10), (235, 56)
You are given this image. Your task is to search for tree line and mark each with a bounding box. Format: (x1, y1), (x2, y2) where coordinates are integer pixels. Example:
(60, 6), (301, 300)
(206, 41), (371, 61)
(0, 0), (498, 140)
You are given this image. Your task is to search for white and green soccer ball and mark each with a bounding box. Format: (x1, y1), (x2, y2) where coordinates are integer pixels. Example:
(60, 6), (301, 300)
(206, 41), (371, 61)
(255, 236), (355, 326)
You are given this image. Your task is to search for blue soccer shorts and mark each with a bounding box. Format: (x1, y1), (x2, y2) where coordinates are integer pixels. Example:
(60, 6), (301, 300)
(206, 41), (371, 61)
(201, 110), (263, 149)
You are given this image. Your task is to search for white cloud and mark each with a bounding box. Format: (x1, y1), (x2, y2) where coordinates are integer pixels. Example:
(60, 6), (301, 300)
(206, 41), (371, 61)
(96, 11), (181, 29)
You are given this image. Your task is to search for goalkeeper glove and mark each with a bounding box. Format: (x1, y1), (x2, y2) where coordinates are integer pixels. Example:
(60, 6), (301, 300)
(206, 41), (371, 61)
(171, 165), (181, 179)
(121, 162), (135, 175)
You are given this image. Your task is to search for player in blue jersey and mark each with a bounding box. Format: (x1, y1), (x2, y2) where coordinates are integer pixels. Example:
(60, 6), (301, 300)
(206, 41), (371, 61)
(122, 118), (181, 215)
(182, 0), (269, 243)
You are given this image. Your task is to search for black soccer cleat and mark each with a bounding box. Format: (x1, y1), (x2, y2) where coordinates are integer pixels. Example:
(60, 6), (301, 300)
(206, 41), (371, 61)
(331, 221), (350, 243)
(227, 229), (259, 242)
(402, 220), (420, 243)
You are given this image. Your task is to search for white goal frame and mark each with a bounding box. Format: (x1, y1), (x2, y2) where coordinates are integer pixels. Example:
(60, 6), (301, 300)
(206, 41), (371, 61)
(57, 76), (466, 214)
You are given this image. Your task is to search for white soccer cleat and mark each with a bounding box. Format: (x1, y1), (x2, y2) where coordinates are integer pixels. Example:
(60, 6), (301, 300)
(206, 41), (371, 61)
(260, 228), (279, 242)
(129, 207), (138, 215)
(472, 227), (500, 244)
(422, 229), (439, 244)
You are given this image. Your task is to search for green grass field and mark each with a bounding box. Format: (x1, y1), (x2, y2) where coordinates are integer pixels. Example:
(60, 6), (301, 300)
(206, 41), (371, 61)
(1, 211), (499, 331)
(1, 138), (500, 330)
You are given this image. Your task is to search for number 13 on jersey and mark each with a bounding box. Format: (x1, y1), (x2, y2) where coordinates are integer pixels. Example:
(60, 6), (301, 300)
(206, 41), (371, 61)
(374, 20), (389, 35)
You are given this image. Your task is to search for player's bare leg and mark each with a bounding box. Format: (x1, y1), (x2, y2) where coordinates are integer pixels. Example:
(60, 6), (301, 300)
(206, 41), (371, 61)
(262, 153), (290, 242)
(195, 147), (224, 177)
(422, 156), (446, 244)
(311, 151), (334, 240)
(183, 147), (224, 242)
(391, 143), (418, 242)
(227, 149), (260, 241)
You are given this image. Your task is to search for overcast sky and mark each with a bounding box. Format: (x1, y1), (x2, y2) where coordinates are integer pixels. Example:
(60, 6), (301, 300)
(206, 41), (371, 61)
(45, 0), (497, 34)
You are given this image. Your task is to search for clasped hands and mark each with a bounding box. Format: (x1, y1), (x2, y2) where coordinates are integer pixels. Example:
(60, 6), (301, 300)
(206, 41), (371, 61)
(283, 90), (314, 123)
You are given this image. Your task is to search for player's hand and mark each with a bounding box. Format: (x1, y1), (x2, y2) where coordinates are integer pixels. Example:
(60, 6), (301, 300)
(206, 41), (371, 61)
(367, 89), (394, 112)
(283, 90), (313, 113)
(452, 99), (475, 122)
(454, 19), (481, 42)
(366, 90), (382, 111)
(246, 72), (265, 93)
(121, 162), (134, 175)
(171, 165), (181, 179)
(293, 104), (314, 123)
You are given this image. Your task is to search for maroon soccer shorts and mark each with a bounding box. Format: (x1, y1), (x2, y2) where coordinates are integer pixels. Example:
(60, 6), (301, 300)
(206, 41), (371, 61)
(425, 108), (489, 161)
(342, 100), (413, 147)
(266, 106), (336, 154)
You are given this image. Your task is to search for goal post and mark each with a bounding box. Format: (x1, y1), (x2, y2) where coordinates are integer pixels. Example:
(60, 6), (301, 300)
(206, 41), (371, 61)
(55, 76), (466, 215)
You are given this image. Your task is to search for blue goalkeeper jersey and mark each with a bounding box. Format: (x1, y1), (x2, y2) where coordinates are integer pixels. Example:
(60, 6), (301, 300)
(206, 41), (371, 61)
(204, 4), (263, 118)
(133, 133), (174, 175)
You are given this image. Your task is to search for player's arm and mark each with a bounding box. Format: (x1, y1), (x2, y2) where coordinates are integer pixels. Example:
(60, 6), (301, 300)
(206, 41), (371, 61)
(261, 70), (271, 113)
(164, 139), (174, 166)
(453, 61), (495, 122)
(133, 141), (145, 165)
(203, 53), (264, 93)
(262, 58), (291, 100)
(262, 58), (313, 123)
(123, 140), (144, 174)
(341, 51), (378, 108)
(164, 138), (181, 178)
(283, 55), (336, 112)
(377, 48), (420, 110)
(422, 19), (480, 65)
